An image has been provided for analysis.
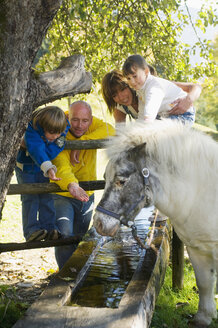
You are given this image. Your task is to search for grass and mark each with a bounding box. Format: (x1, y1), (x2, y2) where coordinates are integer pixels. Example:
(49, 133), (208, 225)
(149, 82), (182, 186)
(0, 285), (28, 328)
(151, 259), (218, 328)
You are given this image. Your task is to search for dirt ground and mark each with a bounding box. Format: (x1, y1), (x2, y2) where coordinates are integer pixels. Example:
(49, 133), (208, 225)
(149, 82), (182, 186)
(0, 245), (58, 306)
(0, 175), (104, 315)
(0, 181), (59, 309)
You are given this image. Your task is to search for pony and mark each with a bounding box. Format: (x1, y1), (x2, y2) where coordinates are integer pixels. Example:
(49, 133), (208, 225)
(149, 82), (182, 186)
(93, 119), (218, 327)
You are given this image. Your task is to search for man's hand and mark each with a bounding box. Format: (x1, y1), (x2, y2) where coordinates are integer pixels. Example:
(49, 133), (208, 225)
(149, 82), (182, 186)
(70, 150), (80, 166)
(68, 182), (89, 202)
(47, 168), (61, 181)
(169, 95), (192, 115)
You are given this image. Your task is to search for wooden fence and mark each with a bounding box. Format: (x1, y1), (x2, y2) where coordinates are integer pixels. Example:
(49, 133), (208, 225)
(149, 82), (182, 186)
(1, 138), (184, 289)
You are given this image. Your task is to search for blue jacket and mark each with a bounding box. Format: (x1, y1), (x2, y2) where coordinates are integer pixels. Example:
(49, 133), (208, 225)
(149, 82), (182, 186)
(16, 120), (70, 174)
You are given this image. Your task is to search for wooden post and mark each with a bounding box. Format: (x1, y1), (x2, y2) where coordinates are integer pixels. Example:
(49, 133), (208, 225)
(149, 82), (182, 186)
(172, 228), (184, 289)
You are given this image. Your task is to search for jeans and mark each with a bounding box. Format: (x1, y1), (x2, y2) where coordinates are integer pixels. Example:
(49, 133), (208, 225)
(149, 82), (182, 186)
(15, 167), (57, 240)
(53, 193), (94, 269)
(169, 110), (195, 126)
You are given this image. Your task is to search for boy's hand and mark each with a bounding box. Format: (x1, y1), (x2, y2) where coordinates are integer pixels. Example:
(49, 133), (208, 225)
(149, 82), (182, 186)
(68, 182), (89, 202)
(47, 168), (61, 181)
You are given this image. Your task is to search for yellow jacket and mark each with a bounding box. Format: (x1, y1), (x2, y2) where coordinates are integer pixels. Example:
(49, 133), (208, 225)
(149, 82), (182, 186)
(52, 116), (115, 198)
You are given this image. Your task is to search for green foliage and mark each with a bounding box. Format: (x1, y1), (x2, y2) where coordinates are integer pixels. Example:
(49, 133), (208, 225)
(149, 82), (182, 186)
(195, 34), (218, 129)
(35, 0), (217, 83)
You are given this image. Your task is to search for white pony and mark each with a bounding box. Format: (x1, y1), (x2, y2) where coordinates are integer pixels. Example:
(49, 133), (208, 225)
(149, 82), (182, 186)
(93, 120), (218, 327)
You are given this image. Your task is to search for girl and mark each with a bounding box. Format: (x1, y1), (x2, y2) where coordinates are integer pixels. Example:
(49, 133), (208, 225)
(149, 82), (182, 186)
(15, 106), (70, 242)
(122, 54), (198, 125)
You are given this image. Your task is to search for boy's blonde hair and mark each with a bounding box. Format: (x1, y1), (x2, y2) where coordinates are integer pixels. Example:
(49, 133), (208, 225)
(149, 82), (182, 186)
(32, 106), (67, 133)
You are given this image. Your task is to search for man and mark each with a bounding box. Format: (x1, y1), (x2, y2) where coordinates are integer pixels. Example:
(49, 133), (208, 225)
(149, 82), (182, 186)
(52, 100), (115, 269)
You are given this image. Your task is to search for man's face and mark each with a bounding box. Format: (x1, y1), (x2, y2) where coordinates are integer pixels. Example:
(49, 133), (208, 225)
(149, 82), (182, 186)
(69, 103), (93, 138)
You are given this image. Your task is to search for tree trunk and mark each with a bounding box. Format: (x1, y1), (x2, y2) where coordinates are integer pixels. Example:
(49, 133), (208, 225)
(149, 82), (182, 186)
(0, 0), (92, 215)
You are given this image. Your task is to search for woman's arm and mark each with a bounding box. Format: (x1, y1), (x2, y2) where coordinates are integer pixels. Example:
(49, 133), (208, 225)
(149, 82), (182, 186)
(169, 82), (202, 115)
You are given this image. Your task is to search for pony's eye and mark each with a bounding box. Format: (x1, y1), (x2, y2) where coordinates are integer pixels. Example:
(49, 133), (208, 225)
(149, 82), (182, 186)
(115, 179), (126, 187)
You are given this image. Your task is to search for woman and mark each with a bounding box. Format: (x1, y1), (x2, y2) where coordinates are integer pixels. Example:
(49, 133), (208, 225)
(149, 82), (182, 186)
(101, 69), (202, 125)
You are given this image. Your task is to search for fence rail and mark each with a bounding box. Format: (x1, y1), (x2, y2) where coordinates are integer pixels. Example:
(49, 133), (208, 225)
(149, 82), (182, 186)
(3, 139), (107, 252)
(8, 181), (105, 195)
(0, 236), (82, 253)
(64, 139), (109, 149)
(4, 138), (184, 289)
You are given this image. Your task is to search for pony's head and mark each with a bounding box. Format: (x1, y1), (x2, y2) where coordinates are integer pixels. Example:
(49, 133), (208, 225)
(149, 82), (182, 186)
(93, 119), (211, 237)
(93, 143), (155, 237)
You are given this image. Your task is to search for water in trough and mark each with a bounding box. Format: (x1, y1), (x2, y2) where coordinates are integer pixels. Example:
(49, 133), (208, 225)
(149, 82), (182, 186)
(70, 207), (154, 308)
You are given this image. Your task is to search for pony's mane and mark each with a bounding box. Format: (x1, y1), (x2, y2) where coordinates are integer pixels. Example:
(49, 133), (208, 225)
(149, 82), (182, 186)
(107, 120), (218, 175)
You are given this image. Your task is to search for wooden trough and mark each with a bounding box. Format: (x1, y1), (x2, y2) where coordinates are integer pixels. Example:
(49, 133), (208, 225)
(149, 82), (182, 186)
(12, 209), (170, 328)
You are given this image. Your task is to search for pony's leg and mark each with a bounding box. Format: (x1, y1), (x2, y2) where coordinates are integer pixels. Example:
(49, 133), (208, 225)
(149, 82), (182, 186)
(216, 254), (218, 294)
(187, 246), (217, 326)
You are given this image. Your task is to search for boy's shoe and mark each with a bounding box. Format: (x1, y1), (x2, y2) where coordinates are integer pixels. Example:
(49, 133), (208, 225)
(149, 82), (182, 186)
(26, 229), (47, 242)
(47, 229), (61, 240)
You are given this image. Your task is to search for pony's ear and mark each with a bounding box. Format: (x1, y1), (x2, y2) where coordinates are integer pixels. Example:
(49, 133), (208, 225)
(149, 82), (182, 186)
(127, 142), (146, 161)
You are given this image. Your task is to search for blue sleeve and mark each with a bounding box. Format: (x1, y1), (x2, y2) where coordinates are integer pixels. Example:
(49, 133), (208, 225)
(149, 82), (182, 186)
(24, 122), (51, 167)
(24, 120), (70, 167)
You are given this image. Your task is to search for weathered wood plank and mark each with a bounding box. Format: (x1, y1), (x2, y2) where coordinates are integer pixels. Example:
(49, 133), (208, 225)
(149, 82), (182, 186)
(64, 139), (109, 150)
(7, 180), (105, 195)
(0, 236), (83, 253)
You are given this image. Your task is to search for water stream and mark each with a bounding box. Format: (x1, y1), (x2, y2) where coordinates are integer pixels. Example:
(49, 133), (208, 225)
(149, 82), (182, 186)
(70, 207), (154, 308)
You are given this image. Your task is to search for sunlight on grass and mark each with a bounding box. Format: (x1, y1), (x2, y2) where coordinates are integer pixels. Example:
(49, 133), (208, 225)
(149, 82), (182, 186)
(151, 259), (218, 328)
(0, 175), (24, 243)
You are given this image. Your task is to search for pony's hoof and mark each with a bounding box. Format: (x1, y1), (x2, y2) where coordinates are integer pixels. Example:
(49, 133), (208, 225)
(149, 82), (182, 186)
(191, 311), (212, 327)
(189, 323), (208, 328)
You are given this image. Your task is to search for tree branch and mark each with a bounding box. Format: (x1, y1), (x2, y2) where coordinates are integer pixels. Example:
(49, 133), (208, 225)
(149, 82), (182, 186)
(34, 54), (92, 107)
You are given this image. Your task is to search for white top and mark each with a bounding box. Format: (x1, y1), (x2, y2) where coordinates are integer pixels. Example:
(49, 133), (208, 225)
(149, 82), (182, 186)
(137, 73), (192, 121)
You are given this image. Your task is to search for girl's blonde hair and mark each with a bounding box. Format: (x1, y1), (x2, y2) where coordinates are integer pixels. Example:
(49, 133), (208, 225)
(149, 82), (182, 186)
(32, 106), (67, 133)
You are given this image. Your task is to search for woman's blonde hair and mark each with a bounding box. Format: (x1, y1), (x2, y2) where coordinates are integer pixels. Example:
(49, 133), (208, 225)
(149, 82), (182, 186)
(32, 106), (67, 133)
